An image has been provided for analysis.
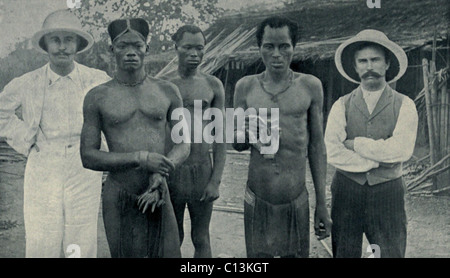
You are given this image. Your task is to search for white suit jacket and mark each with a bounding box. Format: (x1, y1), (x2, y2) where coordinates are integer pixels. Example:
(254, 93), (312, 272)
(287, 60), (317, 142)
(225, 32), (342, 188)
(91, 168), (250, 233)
(0, 62), (110, 156)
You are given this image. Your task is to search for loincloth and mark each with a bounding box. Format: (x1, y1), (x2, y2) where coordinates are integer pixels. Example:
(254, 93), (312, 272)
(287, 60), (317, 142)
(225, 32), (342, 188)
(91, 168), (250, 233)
(168, 161), (212, 202)
(244, 186), (310, 257)
(102, 176), (180, 258)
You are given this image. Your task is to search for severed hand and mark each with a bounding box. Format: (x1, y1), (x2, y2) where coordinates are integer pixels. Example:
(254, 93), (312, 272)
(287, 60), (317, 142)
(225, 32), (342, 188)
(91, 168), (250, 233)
(137, 173), (168, 213)
(138, 151), (175, 177)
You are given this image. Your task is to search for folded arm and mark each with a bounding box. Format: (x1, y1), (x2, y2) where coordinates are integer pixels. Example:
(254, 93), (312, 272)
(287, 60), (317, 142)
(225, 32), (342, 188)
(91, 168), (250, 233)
(324, 98), (379, 172)
(353, 96), (418, 163)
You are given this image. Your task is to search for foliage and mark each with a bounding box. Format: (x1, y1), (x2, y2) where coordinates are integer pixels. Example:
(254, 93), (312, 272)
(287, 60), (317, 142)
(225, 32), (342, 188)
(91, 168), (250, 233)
(72, 0), (224, 52)
(0, 0), (225, 86)
(0, 42), (48, 90)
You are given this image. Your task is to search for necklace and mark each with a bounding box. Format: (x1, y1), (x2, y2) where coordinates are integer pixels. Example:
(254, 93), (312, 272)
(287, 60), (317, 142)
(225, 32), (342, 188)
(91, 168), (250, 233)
(258, 70), (294, 103)
(115, 74), (147, 87)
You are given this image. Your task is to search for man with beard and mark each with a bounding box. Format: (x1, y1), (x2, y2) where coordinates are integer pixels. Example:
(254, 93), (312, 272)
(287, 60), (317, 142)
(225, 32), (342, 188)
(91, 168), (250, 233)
(232, 16), (332, 258)
(325, 29), (418, 257)
(80, 18), (190, 258)
(0, 9), (110, 257)
(161, 25), (226, 258)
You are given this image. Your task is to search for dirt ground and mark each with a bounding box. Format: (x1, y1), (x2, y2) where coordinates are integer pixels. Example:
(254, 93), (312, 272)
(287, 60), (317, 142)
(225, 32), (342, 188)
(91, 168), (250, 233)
(0, 150), (449, 258)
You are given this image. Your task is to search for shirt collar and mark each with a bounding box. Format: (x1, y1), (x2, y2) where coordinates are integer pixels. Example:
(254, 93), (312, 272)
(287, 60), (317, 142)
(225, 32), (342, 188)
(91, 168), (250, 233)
(360, 84), (386, 97)
(47, 62), (79, 86)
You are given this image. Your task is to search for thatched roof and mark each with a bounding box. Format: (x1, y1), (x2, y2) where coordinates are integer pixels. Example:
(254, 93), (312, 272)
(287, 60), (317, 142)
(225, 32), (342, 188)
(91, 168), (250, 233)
(158, 0), (449, 76)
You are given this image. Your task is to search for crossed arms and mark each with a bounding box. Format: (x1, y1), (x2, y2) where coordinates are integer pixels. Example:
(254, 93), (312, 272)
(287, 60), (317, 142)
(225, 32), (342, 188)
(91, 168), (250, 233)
(324, 96), (418, 172)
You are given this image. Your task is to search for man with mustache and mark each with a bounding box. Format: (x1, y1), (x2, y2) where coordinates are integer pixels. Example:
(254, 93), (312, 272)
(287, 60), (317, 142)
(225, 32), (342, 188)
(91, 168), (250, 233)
(325, 29), (418, 257)
(80, 18), (190, 258)
(160, 25), (226, 258)
(0, 9), (111, 257)
(232, 16), (331, 258)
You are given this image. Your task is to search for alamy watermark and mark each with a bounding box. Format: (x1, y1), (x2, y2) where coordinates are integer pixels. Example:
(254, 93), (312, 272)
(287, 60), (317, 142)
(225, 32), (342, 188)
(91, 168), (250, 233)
(170, 100), (280, 155)
(66, 244), (81, 258)
(366, 0), (381, 9)
(66, 0), (82, 9)
(366, 244), (381, 258)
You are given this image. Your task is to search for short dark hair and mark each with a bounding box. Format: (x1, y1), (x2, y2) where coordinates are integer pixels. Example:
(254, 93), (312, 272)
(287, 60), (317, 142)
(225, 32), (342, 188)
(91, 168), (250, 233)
(171, 25), (206, 44)
(256, 16), (299, 48)
(353, 42), (390, 65)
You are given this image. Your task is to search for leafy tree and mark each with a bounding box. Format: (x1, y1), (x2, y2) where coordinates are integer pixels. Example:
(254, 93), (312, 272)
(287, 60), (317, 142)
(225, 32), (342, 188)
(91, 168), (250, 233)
(73, 0), (224, 52)
(0, 41), (47, 90)
(0, 0), (225, 88)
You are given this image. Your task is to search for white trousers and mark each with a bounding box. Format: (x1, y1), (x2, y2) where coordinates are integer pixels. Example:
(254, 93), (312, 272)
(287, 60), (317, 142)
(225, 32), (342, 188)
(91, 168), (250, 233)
(23, 142), (102, 258)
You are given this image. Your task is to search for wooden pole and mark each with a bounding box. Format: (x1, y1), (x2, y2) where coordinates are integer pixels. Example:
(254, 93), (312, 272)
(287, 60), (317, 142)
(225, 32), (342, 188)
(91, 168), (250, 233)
(441, 80), (448, 159)
(441, 33), (450, 190)
(422, 59), (437, 168)
(223, 61), (231, 107)
(445, 32), (450, 158)
(432, 29), (437, 65)
(430, 59), (440, 190)
(431, 30), (440, 159)
(430, 60), (440, 160)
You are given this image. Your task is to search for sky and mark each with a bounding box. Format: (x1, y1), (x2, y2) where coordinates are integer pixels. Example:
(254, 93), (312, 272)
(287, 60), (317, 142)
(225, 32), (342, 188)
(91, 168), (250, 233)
(0, 0), (68, 57)
(0, 0), (277, 58)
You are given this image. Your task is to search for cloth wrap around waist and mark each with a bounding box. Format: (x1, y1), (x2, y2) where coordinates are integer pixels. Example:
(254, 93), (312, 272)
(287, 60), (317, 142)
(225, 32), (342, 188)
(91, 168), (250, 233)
(244, 186), (310, 257)
(168, 159), (212, 202)
(102, 176), (181, 258)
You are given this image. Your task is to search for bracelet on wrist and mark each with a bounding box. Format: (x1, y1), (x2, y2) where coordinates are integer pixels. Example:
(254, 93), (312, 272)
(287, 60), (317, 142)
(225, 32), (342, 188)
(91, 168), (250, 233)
(139, 151), (148, 167)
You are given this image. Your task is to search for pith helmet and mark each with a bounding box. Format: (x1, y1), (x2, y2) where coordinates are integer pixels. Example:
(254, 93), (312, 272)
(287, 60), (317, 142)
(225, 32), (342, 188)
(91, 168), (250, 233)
(335, 29), (408, 84)
(32, 9), (94, 54)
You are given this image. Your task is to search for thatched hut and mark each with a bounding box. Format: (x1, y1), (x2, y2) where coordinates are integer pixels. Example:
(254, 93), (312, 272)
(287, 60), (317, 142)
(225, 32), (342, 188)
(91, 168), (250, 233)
(1, 0), (449, 161)
(158, 0), (449, 133)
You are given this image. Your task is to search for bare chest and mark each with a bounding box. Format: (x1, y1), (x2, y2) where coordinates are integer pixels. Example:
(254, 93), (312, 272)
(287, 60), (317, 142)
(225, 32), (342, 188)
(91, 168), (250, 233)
(172, 79), (215, 109)
(246, 84), (312, 118)
(100, 87), (170, 126)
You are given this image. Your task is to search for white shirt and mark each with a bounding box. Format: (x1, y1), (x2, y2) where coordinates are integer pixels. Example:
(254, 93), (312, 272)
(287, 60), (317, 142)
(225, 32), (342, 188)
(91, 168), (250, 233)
(0, 62), (111, 156)
(37, 64), (84, 144)
(324, 86), (418, 173)
(361, 86), (384, 114)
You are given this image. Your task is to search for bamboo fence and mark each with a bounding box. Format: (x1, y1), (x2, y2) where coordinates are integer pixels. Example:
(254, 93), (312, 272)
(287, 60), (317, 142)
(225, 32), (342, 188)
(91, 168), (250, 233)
(407, 34), (449, 193)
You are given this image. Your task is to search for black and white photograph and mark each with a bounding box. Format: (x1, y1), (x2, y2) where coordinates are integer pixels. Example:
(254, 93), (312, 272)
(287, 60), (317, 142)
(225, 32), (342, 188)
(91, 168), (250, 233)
(0, 0), (448, 266)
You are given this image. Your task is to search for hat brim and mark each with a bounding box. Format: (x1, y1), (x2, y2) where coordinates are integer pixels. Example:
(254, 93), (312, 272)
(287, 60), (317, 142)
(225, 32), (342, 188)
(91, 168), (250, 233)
(32, 28), (94, 54)
(335, 35), (408, 84)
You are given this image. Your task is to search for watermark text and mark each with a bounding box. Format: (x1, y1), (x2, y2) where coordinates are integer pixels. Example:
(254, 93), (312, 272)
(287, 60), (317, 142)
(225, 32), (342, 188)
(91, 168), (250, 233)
(67, 0), (82, 9)
(170, 100), (280, 155)
(366, 0), (381, 9)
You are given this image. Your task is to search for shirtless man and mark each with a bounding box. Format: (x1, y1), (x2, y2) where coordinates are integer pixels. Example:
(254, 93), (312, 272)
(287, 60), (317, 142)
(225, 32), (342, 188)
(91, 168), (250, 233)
(161, 25), (226, 258)
(80, 18), (190, 258)
(232, 16), (332, 258)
